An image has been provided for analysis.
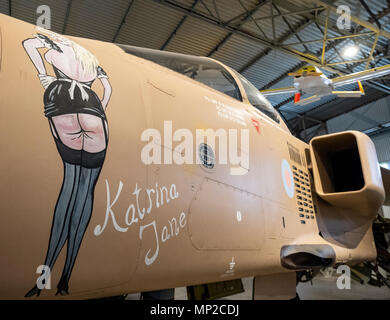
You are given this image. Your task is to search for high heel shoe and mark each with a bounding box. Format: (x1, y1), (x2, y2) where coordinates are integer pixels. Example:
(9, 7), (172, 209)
(24, 285), (42, 298)
(56, 277), (69, 296)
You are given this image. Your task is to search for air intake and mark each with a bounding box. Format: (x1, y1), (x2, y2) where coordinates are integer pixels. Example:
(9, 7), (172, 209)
(281, 244), (335, 270)
(309, 131), (384, 217)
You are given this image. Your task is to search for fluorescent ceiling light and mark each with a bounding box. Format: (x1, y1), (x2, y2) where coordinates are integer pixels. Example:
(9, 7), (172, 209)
(341, 45), (360, 59)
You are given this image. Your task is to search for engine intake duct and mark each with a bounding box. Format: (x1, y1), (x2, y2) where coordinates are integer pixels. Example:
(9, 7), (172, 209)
(310, 131), (385, 217)
(280, 244), (335, 270)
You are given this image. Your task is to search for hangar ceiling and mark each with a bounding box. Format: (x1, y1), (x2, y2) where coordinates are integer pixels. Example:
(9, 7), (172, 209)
(2, 0), (390, 141)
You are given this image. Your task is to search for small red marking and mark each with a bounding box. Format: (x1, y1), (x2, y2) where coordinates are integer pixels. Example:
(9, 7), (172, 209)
(294, 92), (301, 103)
(251, 118), (260, 134)
(285, 170), (292, 188)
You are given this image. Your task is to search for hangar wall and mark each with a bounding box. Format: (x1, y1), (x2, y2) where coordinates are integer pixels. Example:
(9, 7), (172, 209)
(371, 131), (390, 163)
(372, 131), (390, 219)
(326, 96), (390, 137)
(299, 95), (390, 217)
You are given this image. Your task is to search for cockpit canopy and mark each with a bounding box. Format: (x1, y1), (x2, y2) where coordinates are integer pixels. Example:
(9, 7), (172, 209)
(117, 44), (280, 124)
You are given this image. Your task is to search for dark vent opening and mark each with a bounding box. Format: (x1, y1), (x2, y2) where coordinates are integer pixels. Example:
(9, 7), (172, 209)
(281, 252), (334, 270)
(330, 149), (364, 192)
(288, 143), (302, 166)
(281, 244), (335, 270)
(311, 133), (365, 193)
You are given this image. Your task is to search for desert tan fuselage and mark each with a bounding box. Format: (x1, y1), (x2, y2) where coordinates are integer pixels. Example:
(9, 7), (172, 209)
(0, 14), (386, 299)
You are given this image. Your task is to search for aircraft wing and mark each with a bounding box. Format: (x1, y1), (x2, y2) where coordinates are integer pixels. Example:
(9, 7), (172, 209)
(260, 86), (296, 96)
(295, 95), (321, 105)
(333, 64), (390, 88)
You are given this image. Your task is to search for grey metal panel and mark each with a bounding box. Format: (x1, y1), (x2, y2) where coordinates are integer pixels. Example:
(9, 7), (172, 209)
(299, 123), (327, 139)
(164, 16), (228, 56)
(241, 1), (305, 41)
(64, 0), (131, 41)
(194, 0), (259, 23)
(372, 130), (390, 162)
(283, 22), (340, 55)
(241, 49), (301, 89)
(327, 95), (390, 134)
(211, 34), (266, 71)
(8, 0), (68, 33)
(116, 0), (184, 49)
(360, 97), (390, 125)
(334, 0), (388, 17)
(297, 94), (390, 143)
(0, 1), (10, 15)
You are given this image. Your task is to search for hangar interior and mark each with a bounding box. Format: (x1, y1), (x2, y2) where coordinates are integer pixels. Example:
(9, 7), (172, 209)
(2, 0), (390, 299)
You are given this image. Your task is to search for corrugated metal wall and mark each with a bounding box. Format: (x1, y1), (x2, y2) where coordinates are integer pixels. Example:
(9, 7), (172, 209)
(326, 96), (390, 135)
(300, 95), (390, 161)
(372, 131), (390, 162)
(372, 131), (390, 218)
(301, 95), (390, 217)
(328, 95), (390, 163)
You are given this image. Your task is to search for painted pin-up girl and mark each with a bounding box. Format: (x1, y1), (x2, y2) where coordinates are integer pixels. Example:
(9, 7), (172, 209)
(22, 28), (112, 297)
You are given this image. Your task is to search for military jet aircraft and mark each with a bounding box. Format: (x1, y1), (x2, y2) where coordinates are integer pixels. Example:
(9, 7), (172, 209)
(0, 13), (389, 300)
(260, 64), (390, 105)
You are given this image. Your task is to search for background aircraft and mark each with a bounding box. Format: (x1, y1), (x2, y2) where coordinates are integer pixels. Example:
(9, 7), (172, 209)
(260, 64), (390, 105)
(0, 14), (389, 300)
